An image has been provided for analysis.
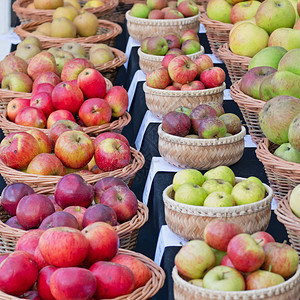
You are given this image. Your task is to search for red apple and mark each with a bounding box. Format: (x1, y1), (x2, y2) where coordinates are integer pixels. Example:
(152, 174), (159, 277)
(5, 216), (25, 229)
(181, 80), (205, 90)
(39, 211), (80, 230)
(94, 138), (131, 172)
(47, 110), (76, 129)
(61, 58), (94, 82)
(54, 130), (94, 169)
(16, 193), (55, 229)
(180, 29), (199, 44)
(251, 231), (275, 247)
(82, 222), (119, 264)
(94, 132), (130, 149)
(34, 246), (48, 270)
(7, 98), (30, 122)
(52, 81), (84, 115)
(63, 206), (87, 229)
(15, 229), (44, 256)
(164, 8), (184, 19)
(164, 34), (181, 49)
(26, 129), (52, 154)
(0, 132), (40, 170)
(30, 92), (55, 118)
(193, 54), (214, 76)
(148, 9), (165, 19)
(32, 72), (61, 90)
(38, 227), (89, 267)
(162, 111), (191, 136)
(166, 48), (184, 55)
(146, 67), (171, 89)
(1, 182), (34, 216)
(31, 82), (54, 98)
(220, 255), (235, 268)
(0, 54), (28, 81)
(15, 106), (47, 128)
(165, 85), (179, 90)
(37, 266), (58, 300)
(161, 54), (177, 69)
(104, 86), (129, 118)
(177, 0), (199, 17)
(78, 97), (112, 126)
(200, 67), (226, 88)
(48, 195), (62, 212)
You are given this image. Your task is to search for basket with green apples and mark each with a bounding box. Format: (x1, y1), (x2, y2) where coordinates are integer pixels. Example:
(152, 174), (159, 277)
(125, 0), (200, 42)
(172, 219), (300, 299)
(162, 166), (273, 241)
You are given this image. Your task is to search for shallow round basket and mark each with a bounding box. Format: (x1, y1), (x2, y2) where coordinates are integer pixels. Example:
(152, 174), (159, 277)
(12, 0), (119, 23)
(0, 200), (148, 253)
(163, 177), (273, 241)
(125, 11), (200, 42)
(158, 124), (246, 170)
(0, 147), (144, 194)
(0, 249), (165, 300)
(172, 264), (300, 300)
(14, 19), (122, 48)
(256, 138), (300, 203)
(143, 82), (226, 119)
(217, 43), (251, 84)
(0, 90), (30, 113)
(230, 80), (266, 144)
(138, 46), (205, 74)
(199, 13), (233, 60)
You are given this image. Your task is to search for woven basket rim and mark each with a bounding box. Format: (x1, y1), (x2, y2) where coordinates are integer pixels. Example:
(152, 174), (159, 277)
(143, 81), (226, 96)
(125, 10), (200, 25)
(172, 264), (300, 298)
(0, 89), (31, 99)
(137, 46), (205, 62)
(218, 43), (252, 63)
(163, 177), (273, 216)
(158, 124), (246, 146)
(199, 12), (233, 30)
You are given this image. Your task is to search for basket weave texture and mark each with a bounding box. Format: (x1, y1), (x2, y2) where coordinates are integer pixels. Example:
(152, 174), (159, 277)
(12, 0), (119, 23)
(14, 19), (122, 48)
(199, 13), (233, 60)
(230, 80), (266, 144)
(138, 46), (205, 74)
(0, 248), (165, 300)
(256, 138), (300, 203)
(126, 11), (200, 42)
(172, 265), (300, 300)
(163, 177), (273, 241)
(158, 124), (246, 170)
(143, 82), (226, 119)
(217, 43), (251, 84)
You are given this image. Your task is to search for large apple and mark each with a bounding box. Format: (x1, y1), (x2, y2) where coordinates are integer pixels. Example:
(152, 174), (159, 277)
(207, 0), (232, 23)
(289, 185), (300, 218)
(162, 111), (191, 137)
(104, 86), (129, 118)
(193, 54), (214, 76)
(146, 36), (168, 56)
(0, 54), (28, 81)
(7, 98), (30, 122)
(15, 106), (47, 128)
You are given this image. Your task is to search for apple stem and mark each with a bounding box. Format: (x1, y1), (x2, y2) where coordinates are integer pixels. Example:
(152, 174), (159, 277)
(256, 239), (264, 245)
(268, 265), (272, 273)
(282, 240), (287, 247)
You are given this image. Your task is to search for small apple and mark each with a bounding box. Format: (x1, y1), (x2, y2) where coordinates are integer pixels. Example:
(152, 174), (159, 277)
(203, 191), (235, 207)
(204, 166), (236, 186)
(30, 92), (55, 118)
(193, 54), (214, 76)
(202, 179), (233, 195)
(200, 67), (226, 88)
(174, 183), (207, 205)
(7, 98), (30, 122)
(172, 168), (204, 192)
(104, 86), (129, 118)
(219, 113), (242, 135)
(37, 266), (58, 300)
(146, 67), (171, 89)
(32, 72), (61, 89)
(251, 231), (275, 247)
(47, 110), (76, 129)
(162, 54), (177, 69)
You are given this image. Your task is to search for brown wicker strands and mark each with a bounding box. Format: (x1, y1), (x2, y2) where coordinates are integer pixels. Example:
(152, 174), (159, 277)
(199, 13), (233, 60)
(0, 200), (148, 253)
(14, 19), (122, 48)
(256, 138), (300, 203)
(12, 0), (119, 23)
(126, 11), (200, 42)
(0, 249), (165, 300)
(217, 43), (251, 83)
(0, 147), (145, 194)
(230, 80), (266, 144)
(138, 46), (205, 74)
(143, 82), (226, 119)
(275, 191), (300, 256)
(172, 265), (300, 300)
(163, 178), (273, 241)
(0, 91), (30, 113)
(158, 124), (246, 170)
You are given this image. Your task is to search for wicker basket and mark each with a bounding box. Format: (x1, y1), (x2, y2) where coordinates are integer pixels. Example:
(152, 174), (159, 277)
(256, 138), (300, 203)
(12, 0), (119, 23)
(0, 199), (148, 253)
(230, 80), (266, 145)
(138, 46), (205, 74)
(14, 19), (122, 48)
(0, 248), (165, 300)
(0, 147), (144, 194)
(199, 13), (233, 60)
(143, 82), (226, 119)
(163, 177), (273, 241)
(217, 43), (251, 84)
(126, 11), (200, 42)
(158, 124), (246, 170)
(172, 264), (300, 300)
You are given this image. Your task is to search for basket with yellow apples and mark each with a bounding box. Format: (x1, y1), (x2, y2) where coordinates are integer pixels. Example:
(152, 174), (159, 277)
(12, 0), (119, 23)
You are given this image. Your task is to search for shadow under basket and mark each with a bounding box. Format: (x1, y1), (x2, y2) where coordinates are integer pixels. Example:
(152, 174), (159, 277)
(256, 138), (300, 203)
(230, 80), (266, 145)
(172, 265), (300, 300)
(163, 177), (273, 241)
(158, 124), (246, 170)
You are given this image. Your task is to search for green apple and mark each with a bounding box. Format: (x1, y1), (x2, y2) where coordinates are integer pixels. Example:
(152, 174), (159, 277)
(174, 106), (192, 117)
(175, 240), (216, 279)
(278, 49), (300, 76)
(130, 3), (151, 18)
(202, 179), (233, 195)
(17, 36), (42, 50)
(274, 143), (300, 163)
(203, 265), (245, 291)
(246, 176), (265, 192)
(174, 183), (207, 206)
(204, 166), (236, 186)
(268, 28), (300, 51)
(289, 185), (300, 218)
(231, 180), (265, 205)
(203, 191), (236, 207)
(173, 169), (205, 192)
(207, 0), (233, 23)
(188, 279), (203, 287)
(211, 247), (227, 266)
(246, 269), (285, 290)
(15, 44), (41, 62)
(62, 42), (87, 58)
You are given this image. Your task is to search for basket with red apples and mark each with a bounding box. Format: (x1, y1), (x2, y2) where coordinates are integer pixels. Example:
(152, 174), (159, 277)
(125, 0), (200, 42)
(0, 174), (148, 252)
(138, 29), (204, 74)
(143, 54), (227, 119)
(172, 219), (300, 299)
(162, 167), (273, 240)
(0, 226), (165, 299)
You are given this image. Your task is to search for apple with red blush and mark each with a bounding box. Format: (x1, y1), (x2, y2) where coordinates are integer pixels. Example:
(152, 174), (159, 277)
(61, 58), (94, 82)
(146, 67), (171, 89)
(30, 92), (55, 118)
(162, 54), (177, 69)
(64, 206), (87, 229)
(7, 98), (30, 122)
(104, 86), (129, 118)
(15, 106), (47, 128)
(31, 82), (54, 98)
(48, 195), (62, 212)
(162, 111), (191, 136)
(177, 0), (199, 17)
(34, 246), (48, 270)
(5, 216), (24, 229)
(251, 231), (275, 247)
(26, 129), (52, 154)
(164, 34), (181, 49)
(148, 9), (164, 19)
(39, 211), (80, 230)
(180, 29), (199, 44)
(32, 71), (61, 90)
(165, 86), (179, 90)
(47, 109), (76, 129)
(200, 67), (226, 88)
(220, 255), (235, 268)
(37, 266), (58, 300)
(15, 229), (44, 256)
(181, 80), (205, 91)
(94, 132), (130, 149)
(166, 48), (184, 56)
(193, 54), (214, 76)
